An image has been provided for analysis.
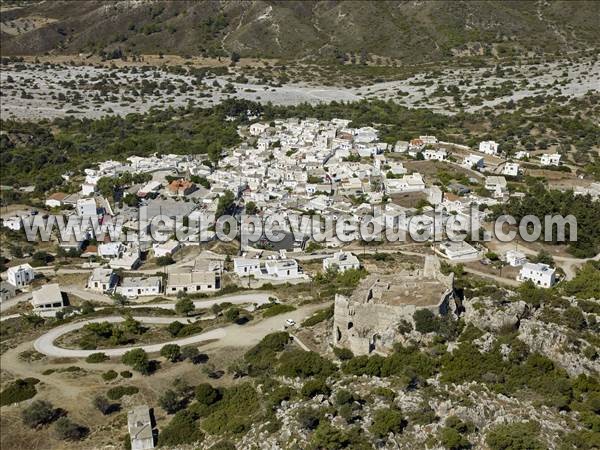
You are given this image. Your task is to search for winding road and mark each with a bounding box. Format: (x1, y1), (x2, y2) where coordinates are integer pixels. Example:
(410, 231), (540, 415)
(29, 292), (326, 359)
(34, 315), (226, 358)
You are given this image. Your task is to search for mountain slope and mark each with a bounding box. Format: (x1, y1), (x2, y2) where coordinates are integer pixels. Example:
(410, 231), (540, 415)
(1, 0), (599, 62)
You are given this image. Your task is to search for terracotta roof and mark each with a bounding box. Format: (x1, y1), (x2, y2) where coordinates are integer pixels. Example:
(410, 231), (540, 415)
(47, 192), (68, 201)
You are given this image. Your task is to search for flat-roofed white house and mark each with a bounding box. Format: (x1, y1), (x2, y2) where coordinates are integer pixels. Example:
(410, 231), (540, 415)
(479, 140), (499, 155)
(438, 240), (479, 261)
(152, 239), (181, 258)
(503, 162), (520, 177)
(233, 258), (261, 276)
(518, 263), (556, 287)
(87, 268), (118, 292)
(264, 259), (299, 279)
(127, 405), (155, 450)
(463, 154), (484, 169)
(423, 149), (447, 161)
(117, 276), (162, 297)
(249, 122), (269, 136)
(166, 269), (221, 295)
(505, 250), (527, 267)
(484, 176), (508, 198)
(77, 198), (97, 216)
(323, 251), (360, 273)
(540, 153), (562, 166)
(7, 264), (35, 288)
(385, 173), (426, 194)
(31, 283), (67, 317)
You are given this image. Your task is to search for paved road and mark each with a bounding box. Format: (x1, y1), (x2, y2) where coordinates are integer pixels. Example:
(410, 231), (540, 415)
(33, 301), (326, 358)
(34, 316), (226, 357)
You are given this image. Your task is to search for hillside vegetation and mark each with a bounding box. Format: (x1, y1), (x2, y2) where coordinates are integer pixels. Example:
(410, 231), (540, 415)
(2, 1), (599, 63)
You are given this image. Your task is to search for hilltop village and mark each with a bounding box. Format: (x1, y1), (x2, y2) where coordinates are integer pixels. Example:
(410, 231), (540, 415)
(1, 117), (598, 450)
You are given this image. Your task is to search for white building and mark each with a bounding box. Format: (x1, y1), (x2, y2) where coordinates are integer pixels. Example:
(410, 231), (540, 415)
(77, 198), (97, 217)
(385, 173), (426, 194)
(393, 141), (409, 153)
(233, 258), (261, 276)
(423, 149), (447, 161)
(2, 216), (22, 231)
(323, 251), (360, 273)
(45, 192), (68, 208)
(109, 248), (141, 270)
(7, 264), (35, 288)
(117, 276), (162, 297)
(87, 268), (117, 292)
(166, 269), (221, 295)
(31, 283), (67, 317)
(249, 123), (269, 136)
(484, 176), (508, 198)
(463, 154), (484, 169)
(505, 250), (527, 267)
(502, 163), (520, 177)
(540, 154), (562, 166)
(479, 141), (499, 155)
(264, 259), (299, 279)
(152, 240), (181, 258)
(439, 241), (479, 261)
(127, 405), (155, 450)
(518, 263), (556, 287)
(80, 183), (96, 197)
(514, 151), (530, 160)
(98, 242), (123, 259)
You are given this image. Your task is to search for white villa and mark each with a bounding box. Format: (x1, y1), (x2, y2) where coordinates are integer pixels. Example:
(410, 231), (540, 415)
(87, 268), (118, 292)
(166, 269), (221, 295)
(502, 162), (520, 177)
(518, 263), (556, 287)
(31, 283), (67, 317)
(479, 140), (499, 155)
(7, 264), (35, 288)
(117, 276), (162, 297)
(540, 154), (562, 166)
(323, 251), (360, 273)
(505, 250), (527, 267)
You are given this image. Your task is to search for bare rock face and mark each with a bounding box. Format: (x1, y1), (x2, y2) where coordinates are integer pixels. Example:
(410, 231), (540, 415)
(518, 319), (600, 376)
(463, 297), (528, 332)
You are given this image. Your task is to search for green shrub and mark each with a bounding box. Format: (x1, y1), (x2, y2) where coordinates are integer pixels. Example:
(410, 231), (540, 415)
(244, 332), (289, 375)
(261, 303), (296, 318)
(102, 370), (118, 381)
(158, 410), (204, 446)
(0, 378), (39, 406)
(301, 379), (330, 398)
(160, 344), (181, 362)
(107, 386), (139, 400)
(196, 383), (220, 406)
(413, 308), (437, 333)
(21, 400), (57, 427)
(333, 347), (354, 361)
(201, 383), (260, 435)
(86, 352), (108, 363)
(439, 426), (471, 449)
(486, 421), (544, 450)
(54, 416), (88, 441)
(301, 305), (334, 327)
(120, 370), (133, 378)
(277, 350), (335, 378)
(370, 408), (406, 437)
(121, 348), (151, 374)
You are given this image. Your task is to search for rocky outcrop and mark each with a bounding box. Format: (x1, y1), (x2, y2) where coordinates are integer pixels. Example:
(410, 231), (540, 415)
(518, 319), (600, 376)
(463, 297), (529, 332)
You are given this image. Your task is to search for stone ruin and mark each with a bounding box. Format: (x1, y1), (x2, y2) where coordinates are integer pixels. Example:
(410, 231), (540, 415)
(333, 255), (459, 355)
